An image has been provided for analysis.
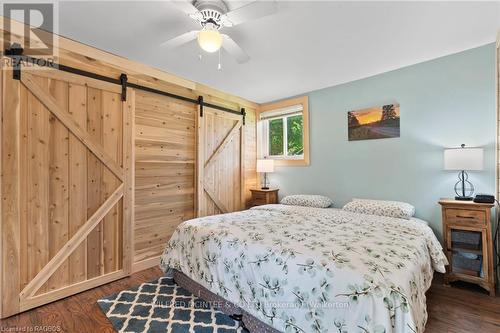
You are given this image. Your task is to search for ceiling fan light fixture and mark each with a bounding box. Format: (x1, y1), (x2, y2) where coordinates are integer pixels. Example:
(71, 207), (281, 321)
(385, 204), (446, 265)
(197, 23), (222, 53)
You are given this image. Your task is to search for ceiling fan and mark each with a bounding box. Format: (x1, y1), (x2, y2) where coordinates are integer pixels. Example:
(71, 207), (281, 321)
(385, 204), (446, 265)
(161, 0), (277, 64)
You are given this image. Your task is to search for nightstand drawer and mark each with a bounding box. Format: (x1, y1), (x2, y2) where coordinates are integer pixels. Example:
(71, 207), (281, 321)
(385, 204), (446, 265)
(445, 208), (486, 226)
(253, 192), (267, 200)
(253, 197), (268, 205)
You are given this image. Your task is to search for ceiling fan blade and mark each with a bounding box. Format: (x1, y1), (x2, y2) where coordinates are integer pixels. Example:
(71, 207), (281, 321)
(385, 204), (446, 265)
(161, 30), (199, 49)
(221, 34), (249, 64)
(172, 0), (199, 16)
(222, 1), (277, 26)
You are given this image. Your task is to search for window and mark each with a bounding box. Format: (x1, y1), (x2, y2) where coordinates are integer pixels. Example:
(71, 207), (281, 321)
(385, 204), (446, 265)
(258, 96), (309, 166)
(266, 112), (303, 158)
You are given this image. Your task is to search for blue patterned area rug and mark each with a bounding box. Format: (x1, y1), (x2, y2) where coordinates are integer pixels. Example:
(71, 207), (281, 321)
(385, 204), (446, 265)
(97, 276), (247, 333)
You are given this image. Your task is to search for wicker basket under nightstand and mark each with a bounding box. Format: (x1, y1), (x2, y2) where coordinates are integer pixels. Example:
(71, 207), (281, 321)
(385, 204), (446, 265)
(438, 199), (495, 296)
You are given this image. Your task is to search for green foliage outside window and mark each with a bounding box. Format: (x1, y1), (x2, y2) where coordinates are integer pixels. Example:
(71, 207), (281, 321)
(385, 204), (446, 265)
(287, 115), (303, 155)
(268, 115), (303, 157)
(269, 118), (283, 155)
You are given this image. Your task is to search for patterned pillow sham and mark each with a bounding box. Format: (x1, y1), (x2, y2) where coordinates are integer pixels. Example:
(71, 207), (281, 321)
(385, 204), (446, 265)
(342, 198), (415, 219)
(280, 195), (333, 208)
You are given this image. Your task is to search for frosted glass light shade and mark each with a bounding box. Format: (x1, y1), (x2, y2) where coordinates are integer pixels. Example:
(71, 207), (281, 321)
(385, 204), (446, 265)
(444, 147), (484, 171)
(257, 159), (274, 173)
(197, 25), (222, 53)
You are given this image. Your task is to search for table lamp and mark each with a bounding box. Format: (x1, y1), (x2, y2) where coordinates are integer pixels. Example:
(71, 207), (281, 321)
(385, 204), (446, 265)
(256, 159), (274, 190)
(444, 144), (484, 201)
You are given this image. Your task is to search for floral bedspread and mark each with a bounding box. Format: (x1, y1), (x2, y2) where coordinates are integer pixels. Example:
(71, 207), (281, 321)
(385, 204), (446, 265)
(160, 204), (448, 333)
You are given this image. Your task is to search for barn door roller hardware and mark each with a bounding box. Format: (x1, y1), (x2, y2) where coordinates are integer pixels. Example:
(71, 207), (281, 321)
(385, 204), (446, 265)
(3, 44), (245, 121)
(241, 108), (246, 125)
(4, 43), (23, 80)
(198, 96), (204, 117)
(119, 74), (128, 101)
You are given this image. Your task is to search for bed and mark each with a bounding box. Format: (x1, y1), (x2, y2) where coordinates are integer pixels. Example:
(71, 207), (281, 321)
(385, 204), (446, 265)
(160, 204), (448, 333)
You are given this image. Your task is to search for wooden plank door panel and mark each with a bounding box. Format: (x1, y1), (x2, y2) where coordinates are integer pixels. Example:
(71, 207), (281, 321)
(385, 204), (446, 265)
(67, 82), (88, 284)
(198, 107), (243, 217)
(21, 72), (123, 297)
(46, 77), (70, 292)
(101, 90), (123, 274)
(86, 87), (104, 279)
(1, 67), (134, 317)
(1, 61), (22, 317)
(26, 74), (51, 295)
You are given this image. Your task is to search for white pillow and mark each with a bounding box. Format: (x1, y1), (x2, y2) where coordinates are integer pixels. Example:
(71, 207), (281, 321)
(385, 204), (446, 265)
(342, 198), (415, 220)
(280, 195), (333, 208)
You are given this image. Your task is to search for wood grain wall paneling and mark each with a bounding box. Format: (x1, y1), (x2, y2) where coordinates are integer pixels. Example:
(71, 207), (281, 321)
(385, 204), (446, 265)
(133, 91), (196, 266)
(243, 108), (258, 207)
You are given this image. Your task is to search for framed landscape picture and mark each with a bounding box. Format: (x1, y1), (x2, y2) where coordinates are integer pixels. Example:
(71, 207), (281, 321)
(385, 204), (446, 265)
(347, 104), (400, 141)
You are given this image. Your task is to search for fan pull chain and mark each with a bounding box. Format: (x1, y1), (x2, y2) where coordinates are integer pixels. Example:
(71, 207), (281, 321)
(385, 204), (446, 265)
(218, 48), (222, 71)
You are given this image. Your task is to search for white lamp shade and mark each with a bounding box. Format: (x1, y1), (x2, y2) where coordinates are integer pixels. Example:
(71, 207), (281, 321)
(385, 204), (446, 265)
(256, 159), (274, 173)
(444, 147), (484, 171)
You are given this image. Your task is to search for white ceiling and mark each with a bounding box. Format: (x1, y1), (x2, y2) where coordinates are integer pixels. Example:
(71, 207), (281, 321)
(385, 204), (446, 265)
(57, 1), (500, 103)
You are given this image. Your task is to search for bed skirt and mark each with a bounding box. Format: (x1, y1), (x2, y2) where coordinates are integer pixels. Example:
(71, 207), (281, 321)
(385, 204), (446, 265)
(172, 269), (281, 333)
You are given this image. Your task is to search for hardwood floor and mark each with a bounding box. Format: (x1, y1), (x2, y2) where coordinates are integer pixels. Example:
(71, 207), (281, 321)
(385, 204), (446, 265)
(0, 269), (498, 332)
(426, 274), (500, 332)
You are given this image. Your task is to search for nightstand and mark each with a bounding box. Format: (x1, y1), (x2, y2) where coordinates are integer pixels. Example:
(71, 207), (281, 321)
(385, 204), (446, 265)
(439, 199), (495, 296)
(250, 188), (279, 207)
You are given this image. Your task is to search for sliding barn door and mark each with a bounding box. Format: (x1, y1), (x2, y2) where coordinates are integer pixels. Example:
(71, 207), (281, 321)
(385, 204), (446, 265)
(1, 66), (134, 317)
(197, 107), (244, 217)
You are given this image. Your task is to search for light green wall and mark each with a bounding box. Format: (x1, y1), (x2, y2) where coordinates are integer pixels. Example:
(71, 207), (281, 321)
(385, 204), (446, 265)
(268, 44), (496, 239)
